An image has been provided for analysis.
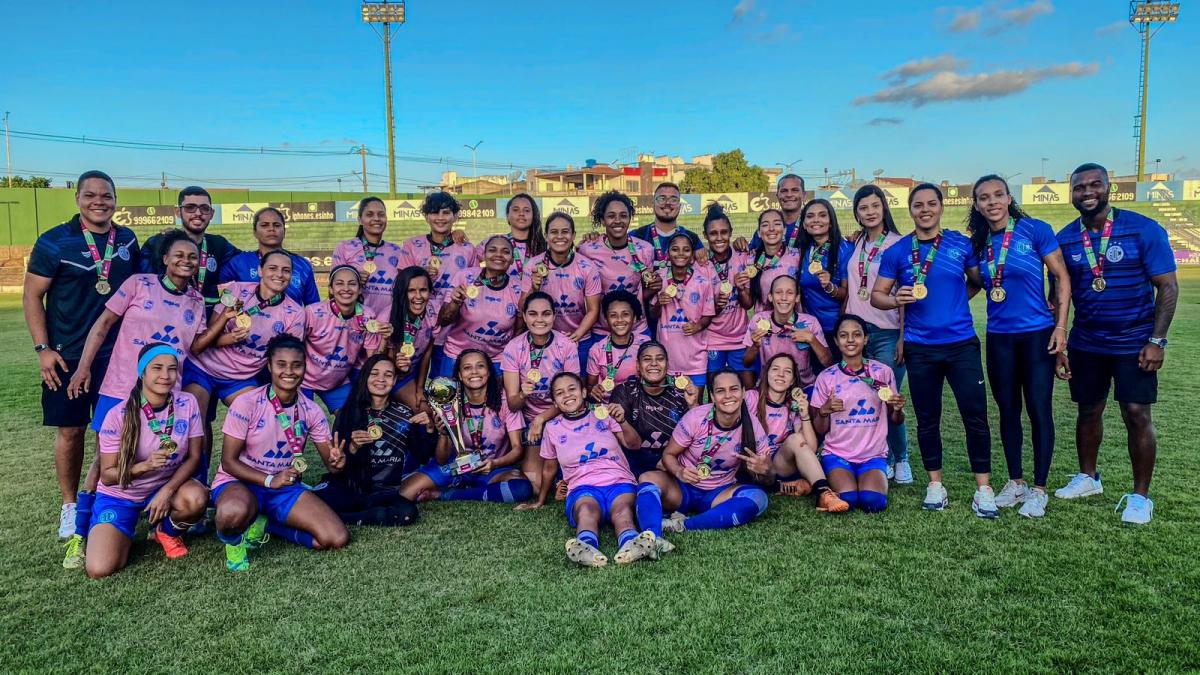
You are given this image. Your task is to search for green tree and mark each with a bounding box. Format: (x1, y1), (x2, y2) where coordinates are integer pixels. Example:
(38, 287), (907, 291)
(678, 150), (768, 193)
(3, 175), (51, 188)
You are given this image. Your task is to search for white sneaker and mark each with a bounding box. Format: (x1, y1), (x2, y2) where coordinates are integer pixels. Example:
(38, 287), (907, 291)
(894, 460), (914, 484)
(1019, 488), (1048, 518)
(1055, 472), (1103, 499)
(994, 480), (1029, 508)
(922, 482), (948, 511)
(886, 463), (895, 480)
(972, 485), (1000, 519)
(1116, 494), (1154, 525)
(58, 503), (77, 540)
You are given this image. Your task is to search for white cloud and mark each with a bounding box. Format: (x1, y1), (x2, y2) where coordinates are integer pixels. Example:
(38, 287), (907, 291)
(853, 62), (1098, 107)
(881, 54), (971, 83)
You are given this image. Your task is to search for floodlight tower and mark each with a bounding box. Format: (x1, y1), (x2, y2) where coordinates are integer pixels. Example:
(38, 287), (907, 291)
(362, 0), (405, 197)
(1129, 1), (1180, 181)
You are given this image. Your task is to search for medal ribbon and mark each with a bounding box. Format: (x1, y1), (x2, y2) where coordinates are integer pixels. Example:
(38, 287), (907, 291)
(330, 300), (367, 331)
(809, 242), (830, 271)
(426, 234), (449, 257)
(985, 218), (1016, 289)
(267, 386), (305, 455)
(650, 226), (669, 267)
(161, 274), (181, 293)
(604, 336), (634, 382)
(242, 291), (283, 318)
(506, 235), (527, 275)
(698, 409), (732, 468)
(360, 237), (380, 265)
(473, 272), (508, 293)
(366, 408), (384, 433)
(712, 253), (731, 282)
(546, 249), (575, 270)
(604, 237), (647, 273)
(1079, 210), (1114, 282)
(81, 223), (116, 285)
(857, 233), (886, 290)
(528, 333), (552, 371)
(403, 312), (422, 349)
(755, 248), (782, 270)
(909, 232), (943, 286)
(838, 360), (882, 391)
(666, 268), (693, 299)
(139, 394), (176, 449)
(196, 236), (210, 289)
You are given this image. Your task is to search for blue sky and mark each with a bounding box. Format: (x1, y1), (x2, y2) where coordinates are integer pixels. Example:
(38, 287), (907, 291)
(1, 0), (1196, 190)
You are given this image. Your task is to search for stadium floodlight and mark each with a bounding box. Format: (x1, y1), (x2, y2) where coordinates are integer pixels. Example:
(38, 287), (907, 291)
(362, 1), (406, 197)
(1128, 1), (1180, 181)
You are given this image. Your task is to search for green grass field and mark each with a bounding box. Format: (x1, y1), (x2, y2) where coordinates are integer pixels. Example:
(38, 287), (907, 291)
(2, 269), (1199, 672)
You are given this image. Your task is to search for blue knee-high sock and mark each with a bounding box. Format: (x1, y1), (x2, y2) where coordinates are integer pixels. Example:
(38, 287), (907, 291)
(75, 491), (95, 537)
(636, 483), (664, 537)
(858, 491), (888, 513)
(839, 491), (861, 511)
(483, 479), (532, 504)
(618, 528), (637, 548)
(440, 486), (487, 501)
(577, 529), (599, 549)
(160, 517), (186, 537)
(684, 486), (768, 530)
(216, 529), (243, 546)
(266, 522), (315, 549)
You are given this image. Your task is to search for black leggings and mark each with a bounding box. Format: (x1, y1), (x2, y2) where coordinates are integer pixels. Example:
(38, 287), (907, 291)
(986, 328), (1056, 487)
(905, 337), (991, 474)
(312, 481), (419, 526)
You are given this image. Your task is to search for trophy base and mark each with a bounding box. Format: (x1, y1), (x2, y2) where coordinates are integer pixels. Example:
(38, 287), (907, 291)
(448, 452), (483, 476)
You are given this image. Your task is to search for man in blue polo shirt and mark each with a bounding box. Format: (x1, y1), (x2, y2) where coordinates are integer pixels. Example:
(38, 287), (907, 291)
(218, 205), (319, 306)
(629, 182), (705, 267)
(1053, 163), (1178, 525)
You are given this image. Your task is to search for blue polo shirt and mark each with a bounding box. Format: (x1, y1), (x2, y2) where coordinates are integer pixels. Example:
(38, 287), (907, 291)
(798, 238), (854, 333)
(219, 249), (321, 306)
(878, 229), (978, 346)
(976, 218), (1058, 334)
(1056, 208), (1175, 355)
(630, 223), (704, 267)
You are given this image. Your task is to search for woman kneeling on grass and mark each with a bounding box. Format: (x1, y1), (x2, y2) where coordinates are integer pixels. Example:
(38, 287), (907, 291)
(212, 334), (349, 572)
(400, 349), (531, 504)
(519, 372), (660, 567)
(810, 315), (907, 512)
(635, 369), (773, 538)
(80, 344), (208, 578)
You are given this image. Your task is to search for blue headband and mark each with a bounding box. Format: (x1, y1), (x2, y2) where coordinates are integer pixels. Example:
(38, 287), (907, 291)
(137, 345), (178, 377)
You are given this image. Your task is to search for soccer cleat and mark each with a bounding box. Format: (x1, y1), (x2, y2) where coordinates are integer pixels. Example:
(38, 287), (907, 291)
(614, 531), (657, 564)
(894, 460), (914, 485)
(1055, 472), (1103, 500)
(660, 511), (687, 534)
(1116, 494), (1154, 525)
(243, 516), (269, 549)
(885, 464), (895, 480)
(224, 539), (250, 572)
(1019, 488), (1048, 519)
(778, 479), (812, 497)
(816, 489), (850, 513)
(153, 526), (189, 560)
(58, 503), (77, 540)
(922, 483), (949, 511)
(994, 480), (1030, 508)
(972, 485), (1000, 519)
(62, 534), (85, 570)
(652, 535), (676, 559)
(565, 538), (607, 567)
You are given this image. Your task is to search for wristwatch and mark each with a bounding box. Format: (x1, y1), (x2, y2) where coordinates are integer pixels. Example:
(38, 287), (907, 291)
(34, 343), (50, 353)
(1149, 337), (1168, 349)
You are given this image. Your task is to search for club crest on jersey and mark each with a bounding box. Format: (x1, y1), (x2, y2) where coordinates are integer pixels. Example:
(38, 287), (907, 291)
(1106, 245), (1125, 263)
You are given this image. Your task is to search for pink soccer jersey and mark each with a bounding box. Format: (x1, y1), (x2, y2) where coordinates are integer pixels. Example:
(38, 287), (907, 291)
(654, 267), (716, 377)
(743, 310), (828, 387)
(810, 361), (895, 464)
(525, 252), (602, 337)
(500, 330), (581, 420)
(843, 231), (903, 330)
(586, 334), (648, 387)
(99, 274), (207, 399)
(96, 391), (205, 502)
(332, 238), (405, 321)
(213, 385), (332, 490)
(577, 237), (654, 336)
(671, 404), (770, 491)
(752, 248), (802, 312)
(540, 410), (635, 493)
(192, 282), (306, 381)
(704, 250), (753, 351)
(458, 397), (524, 461)
(743, 389), (801, 452)
(301, 302), (383, 391)
(398, 235), (478, 346)
(442, 270), (523, 361)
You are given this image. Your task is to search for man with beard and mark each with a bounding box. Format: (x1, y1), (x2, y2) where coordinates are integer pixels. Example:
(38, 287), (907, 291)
(140, 186), (239, 304)
(746, 174), (806, 250)
(1052, 162), (1178, 525)
(630, 182), (705, 269)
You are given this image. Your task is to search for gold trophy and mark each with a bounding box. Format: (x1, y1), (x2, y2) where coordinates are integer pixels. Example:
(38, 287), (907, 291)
(426, 377), (481, 476)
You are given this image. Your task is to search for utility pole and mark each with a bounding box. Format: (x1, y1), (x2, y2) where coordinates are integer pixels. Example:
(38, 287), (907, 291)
(464, 140), (483, 190)
(3, 112), (11, 188)
(161, 171), (167, 189)
(361, 1), (405, 198)
(359, 146), (369, 192)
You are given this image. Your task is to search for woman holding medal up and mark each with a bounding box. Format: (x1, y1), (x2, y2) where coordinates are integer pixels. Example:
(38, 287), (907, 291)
(648, 232), (716, 391)
(578, 191), (657, 339)
(301, 265), (391, 413)
(585, 290), (649, 401)
(83, 344), (207, 578)
(525, 212), (602, 370)
(701, 205), (756, 389)
(874, 184), (996, 518)
(966, 175), (1070, 518)
(388, 266), (435, 408)
(438, 234), (524, 378)
(610, 341), (700, 475)
(746, 208), (801, 313)
(811, 315), (907, 513)
(213, 335), (348, 573)
(743, 275), (830, 389)
(333, 196), (405, 321)
(794, 199), (854, 361)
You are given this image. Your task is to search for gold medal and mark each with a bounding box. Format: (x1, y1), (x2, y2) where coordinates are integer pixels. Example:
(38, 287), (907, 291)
(720, 281), (733, 295)
(674, 375), (689, 390)
(641, 269), (656, 284)
(696, 464), (712, 479)
(95, 280), (111, 295)
(858, 287), (869, 300)
(159, 439), (178, 454)
(292, 456), (308, 473)
(601, 378), (615, 392)
(808, 261), (823, 274)
(399, 343), (415, 357)
(466, 285), (480, 299)
(912, 283), (928, 300)
(428, 256), (442, 270)
(1091, 277), (1106, 293)
(367, 424), (383, 440)
(878, 386), (893, 402)
(989, 287), (1007, 303)
(219, 290), (237, 307)
(535, 263), (548, 277)
(235, 314), (252, 330)
(744, 264), (758, 278)
(363, 261), (377, 274)
(791, 388), (805, 403)
(365, 319), (380, 333)
(665, 284), (678, 298)
(756, 318), (772, 332)
(526, 368), (542, 382)
(593, 406), (609, 421)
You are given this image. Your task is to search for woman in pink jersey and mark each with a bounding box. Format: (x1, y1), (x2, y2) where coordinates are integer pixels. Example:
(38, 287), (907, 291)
(400, 349), (531, 504)
(701, 205), (756, 389)
(525, 212), (601, 369)
(748, 353), (849, 513)
(213, 334), (349, 572)
(301, 265), (391, 413)
(577, 191), (657, 339)
(68, 230), (215, 433)
(585, 290), (648, 401)
(501, 292), (580, 486)
(518, 372), (659, 567)
(484, 193), (546, 278)
(332, 196), (405, 320)
(634, 369), (773, 539)
(648, 232), (715, 391)
(743, 274), (830, 389)
(747, 208), (801, 313)
(438, 234), (523, 378)
(387, 266), (435, 408)
(81, 344), (207, 578)
(810, 315), (907, 513)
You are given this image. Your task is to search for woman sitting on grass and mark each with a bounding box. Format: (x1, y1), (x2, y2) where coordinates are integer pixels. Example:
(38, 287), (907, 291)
(80, 344), (208, 578)
(212, 334), (349, 573)
(518, 372), (660, 567)
(810, 315), (906, 513)
(608, 341), (700, 476)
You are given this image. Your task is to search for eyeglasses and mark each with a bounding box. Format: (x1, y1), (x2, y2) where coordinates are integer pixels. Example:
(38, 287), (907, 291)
(654, 196), (681, 206)
(181, 204), (214, 215)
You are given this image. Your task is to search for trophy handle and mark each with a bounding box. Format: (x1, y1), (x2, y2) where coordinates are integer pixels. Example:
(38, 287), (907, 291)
(450, 399), (469, 455)
(435, 401), (468, 456)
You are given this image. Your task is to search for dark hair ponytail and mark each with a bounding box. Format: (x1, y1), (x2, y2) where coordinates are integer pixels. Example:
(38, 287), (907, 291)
(966, 174), (1032, 257)
(354, 196), (387, 239)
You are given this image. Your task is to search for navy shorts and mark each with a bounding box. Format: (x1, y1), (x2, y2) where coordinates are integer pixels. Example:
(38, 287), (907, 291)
(708, 348), (755, 373)
(42, 356), (109, 428)
(211, 480), (306, 524)
(89, 491), (156, 540)
(675, 480), (730, 514)
(565, 483), (635, 527)
(417, 460), (519, 490)
(1068, 348), (1158, 405)
(819, 454), (889, 477)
